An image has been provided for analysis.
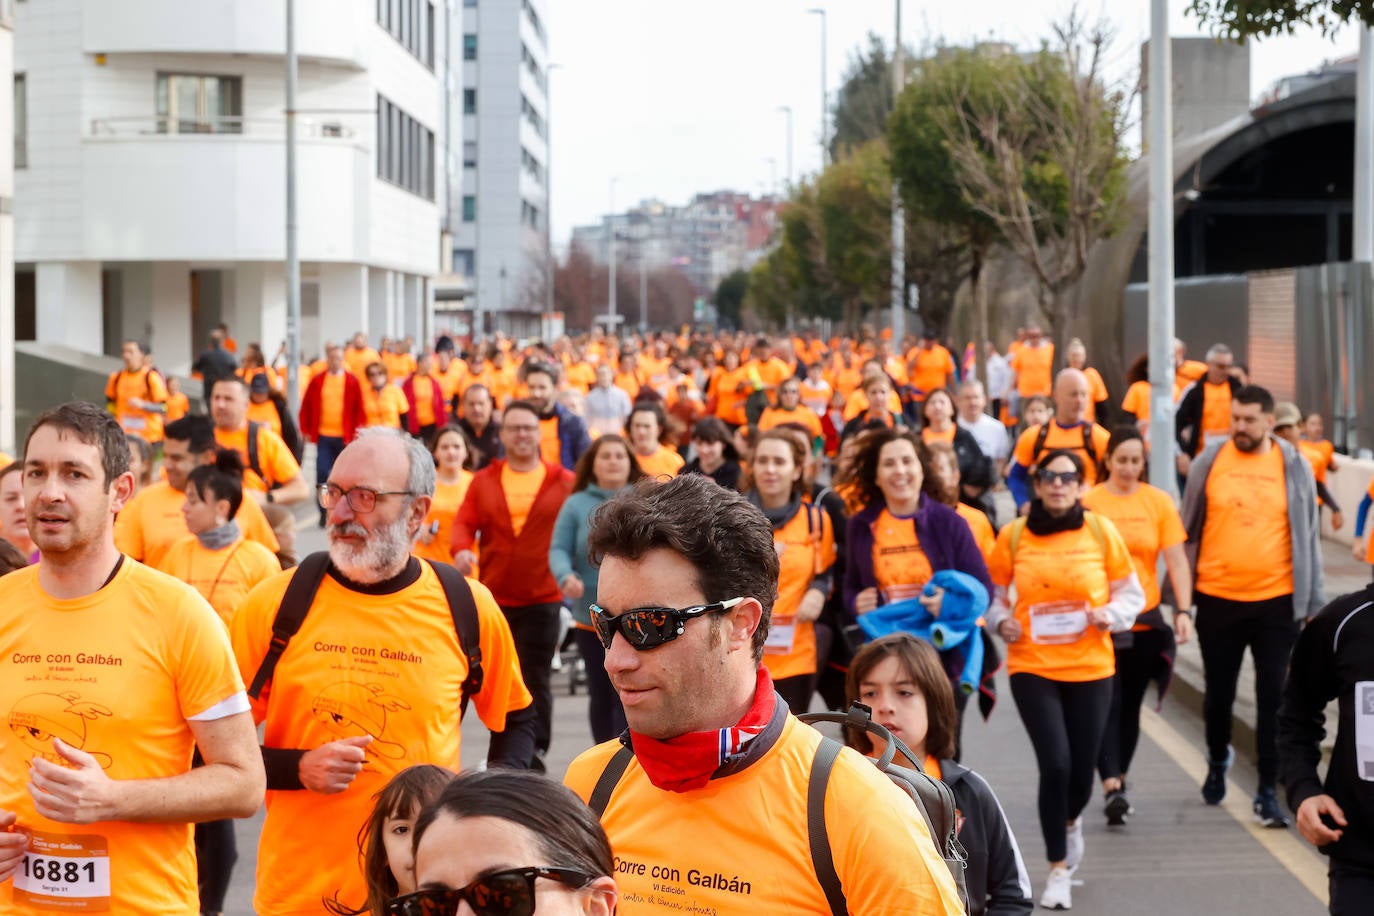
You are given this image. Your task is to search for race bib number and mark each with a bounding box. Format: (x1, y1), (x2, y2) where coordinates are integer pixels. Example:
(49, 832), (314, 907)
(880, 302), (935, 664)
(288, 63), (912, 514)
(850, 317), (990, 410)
(13, 830), (111, 911)
(1029, 600), (1090, 645)
(764, 616), (797, 654)
(1355, 681), (1374, 781)
(120, 416), (146, 432)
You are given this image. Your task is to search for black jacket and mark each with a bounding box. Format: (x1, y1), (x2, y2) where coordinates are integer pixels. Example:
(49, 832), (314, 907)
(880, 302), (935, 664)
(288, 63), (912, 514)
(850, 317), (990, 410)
(193, 345), (239, 393)
(459, 418), (504, 470)
(951, 425), (995, 491)
(1174, 375), (1240, 456)
(1278, 583), (1374, 870)
(941, 760), (1034, 916)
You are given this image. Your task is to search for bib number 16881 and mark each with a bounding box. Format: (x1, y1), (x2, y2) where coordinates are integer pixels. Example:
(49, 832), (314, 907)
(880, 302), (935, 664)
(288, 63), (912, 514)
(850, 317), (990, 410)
(23, 857), (98, 884)
(13, 830), (111, 912)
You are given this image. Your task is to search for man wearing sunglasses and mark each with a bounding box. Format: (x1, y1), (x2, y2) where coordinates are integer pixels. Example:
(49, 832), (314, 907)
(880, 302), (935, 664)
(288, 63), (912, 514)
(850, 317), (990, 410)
(231, 428), (536, 916)
(564, 474), (965, 915)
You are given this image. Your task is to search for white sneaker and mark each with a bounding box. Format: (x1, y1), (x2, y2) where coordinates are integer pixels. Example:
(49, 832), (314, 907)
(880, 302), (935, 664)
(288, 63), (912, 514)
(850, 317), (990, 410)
(1040, 866), (1073, 910)
(1064, 819), (1084, 872)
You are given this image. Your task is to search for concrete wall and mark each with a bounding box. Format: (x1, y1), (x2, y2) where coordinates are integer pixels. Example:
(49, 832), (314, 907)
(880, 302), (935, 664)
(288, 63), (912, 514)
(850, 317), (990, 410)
(1141, 37), (1251, 148)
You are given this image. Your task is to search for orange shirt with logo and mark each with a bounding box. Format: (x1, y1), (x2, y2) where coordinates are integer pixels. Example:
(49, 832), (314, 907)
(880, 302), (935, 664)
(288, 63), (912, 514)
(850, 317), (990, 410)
(870, 509), (935, 601)
(1082, 483), (1185, 614)
(988, 515), (1135, 681)
(1195, 442), (1293, 601)
(115, 480), (281, 568)
(0, 562), (247, 915)
(231, 566), (532, 916)
(157, 535), (283, 625)
(108, 368), (170, 443)
(763, 506), (837, 682)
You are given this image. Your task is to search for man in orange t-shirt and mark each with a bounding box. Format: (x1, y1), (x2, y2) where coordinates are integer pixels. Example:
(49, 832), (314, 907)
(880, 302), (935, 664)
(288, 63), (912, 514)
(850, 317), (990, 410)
(1179, 385), (1322, 824)
(105, 340), (169, 446)
(1009, 325), (1055, 400)
(906, 329), (957, 399)
(1007, 369), (1110, 511)
(1175, 343), (1241, 468)
(231, 429), (534, 916)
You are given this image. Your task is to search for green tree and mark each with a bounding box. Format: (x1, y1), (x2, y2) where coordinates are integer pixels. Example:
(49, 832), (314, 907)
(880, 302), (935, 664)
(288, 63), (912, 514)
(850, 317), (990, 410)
(713, 269), (750, 329)
(1188, 0), (1374, 38)
(830, 33), (902, 161)
(815, 140), (892, 330)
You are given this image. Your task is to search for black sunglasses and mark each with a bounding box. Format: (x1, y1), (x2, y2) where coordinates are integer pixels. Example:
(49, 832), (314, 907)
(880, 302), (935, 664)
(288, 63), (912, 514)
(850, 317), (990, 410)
(589, 597), (745, 651)
(1036, 469), (1081, 487)
(386, 867), (593, 916)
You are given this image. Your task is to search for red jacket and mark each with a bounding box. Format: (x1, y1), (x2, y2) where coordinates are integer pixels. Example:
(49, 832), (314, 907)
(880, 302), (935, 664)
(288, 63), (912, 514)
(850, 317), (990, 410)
(401, 372), (448, 436)
(298, 370), (367, 443)
(452, 459), (574, 607)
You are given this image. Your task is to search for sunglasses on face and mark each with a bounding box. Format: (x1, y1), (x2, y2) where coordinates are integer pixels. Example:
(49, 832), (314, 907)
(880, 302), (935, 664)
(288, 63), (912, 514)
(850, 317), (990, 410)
(1036, 469), (1080, 487)
(589, 597), (745, 651)
(386, 867), (593, 916)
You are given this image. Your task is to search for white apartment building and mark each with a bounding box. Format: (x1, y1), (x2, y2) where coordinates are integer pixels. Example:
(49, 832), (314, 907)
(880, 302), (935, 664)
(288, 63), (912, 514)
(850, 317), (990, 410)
(13, 0), (447, 373)
(451, 0), (550, 340)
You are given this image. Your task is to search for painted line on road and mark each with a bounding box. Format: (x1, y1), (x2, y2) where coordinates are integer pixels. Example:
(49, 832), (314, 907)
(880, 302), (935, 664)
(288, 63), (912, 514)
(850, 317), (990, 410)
(1139, 705), (1326, 905)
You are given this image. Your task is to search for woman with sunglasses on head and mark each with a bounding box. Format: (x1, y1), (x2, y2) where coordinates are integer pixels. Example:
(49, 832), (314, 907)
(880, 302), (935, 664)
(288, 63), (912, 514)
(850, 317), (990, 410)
(393, 768), (617, 916)
(550, 434), (646, 742)
(847, 634), (1033, 916)
(836, 427), (994, 739)
(740, 429), (837, 714)
(986, 449), (1144, 910)
(414, 425), (479, 564)
(1081, 426), (1192, 827)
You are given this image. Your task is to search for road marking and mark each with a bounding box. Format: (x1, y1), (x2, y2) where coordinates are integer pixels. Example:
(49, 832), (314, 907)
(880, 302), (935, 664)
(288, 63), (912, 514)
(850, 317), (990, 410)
(1139, 705), (1327, 904)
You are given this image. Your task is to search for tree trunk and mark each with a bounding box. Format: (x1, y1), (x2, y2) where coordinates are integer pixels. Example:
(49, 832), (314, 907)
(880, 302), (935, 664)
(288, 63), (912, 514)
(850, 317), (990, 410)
(970, 248), (988, 388)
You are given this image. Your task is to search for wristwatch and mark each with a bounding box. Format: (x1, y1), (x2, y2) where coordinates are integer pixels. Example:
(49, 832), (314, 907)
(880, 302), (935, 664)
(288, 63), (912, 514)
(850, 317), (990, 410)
(266, 491), (275, 504)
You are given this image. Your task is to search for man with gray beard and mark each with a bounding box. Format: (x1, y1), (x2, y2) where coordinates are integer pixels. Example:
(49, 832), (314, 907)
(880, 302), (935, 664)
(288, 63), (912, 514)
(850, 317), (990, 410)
(229, 427), (535, 915)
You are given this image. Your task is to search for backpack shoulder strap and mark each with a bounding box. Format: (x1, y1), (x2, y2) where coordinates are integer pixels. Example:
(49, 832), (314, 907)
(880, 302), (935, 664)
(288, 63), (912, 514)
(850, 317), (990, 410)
(424, 559), (483, 719)
(246, 421), (264, 483)
(588, 743), (634, 817)
(247, 551), (332, 699)
(1081, 421), (1094, 456)
(1030, 422), (1052, 465)
(808, 737), (847, 916)
(1007, 516), (1028, 562)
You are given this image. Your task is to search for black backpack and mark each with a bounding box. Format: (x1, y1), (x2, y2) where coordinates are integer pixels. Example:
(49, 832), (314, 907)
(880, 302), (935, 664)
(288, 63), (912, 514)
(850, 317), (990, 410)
(799, 702), (970, 915)
(247, 553), (484, 718)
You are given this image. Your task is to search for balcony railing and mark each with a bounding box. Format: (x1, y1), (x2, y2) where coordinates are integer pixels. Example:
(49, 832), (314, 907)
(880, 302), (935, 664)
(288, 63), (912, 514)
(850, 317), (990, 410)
(88, 116), (357, 139)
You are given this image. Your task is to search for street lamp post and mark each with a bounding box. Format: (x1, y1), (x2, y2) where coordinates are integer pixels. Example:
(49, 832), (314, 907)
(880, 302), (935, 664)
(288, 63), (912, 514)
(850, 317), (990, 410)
(808, 8), (828, 168)
(284, 0), (300, 412)
(607, 177), (618, 335)
(777, 105), (793, 187)
(1147, 0), (1176, 499)
(889, 1), (904, 342)
(545, 63), (561, 339)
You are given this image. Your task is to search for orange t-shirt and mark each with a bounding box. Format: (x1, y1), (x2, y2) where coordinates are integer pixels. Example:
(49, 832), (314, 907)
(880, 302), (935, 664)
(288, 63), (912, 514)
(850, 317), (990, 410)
(907, 345), (955, 396)
(921, 426), (957, 446)
(156, 534), (283, 626)
(843, 388), (903, 422)
(538, 416), (562, 467)
(412, 376), (439, 427)
(414, 473), (474, 564)
(799, 379), (833, 415)
(231, 565), (532, 916)
(1082, 483), (1186, 614)
(1195, 442), (1293, 601)
(165, 391), (190, 423)
(0, 562), (247, 915)
(317, 373), (347, 438)
(114, 480), (280, 567)
(1012, 422), (1111, 486)
(383, 351), (416, 383)
(1366, 477), (1374, 564)
(215, 424), (301, 492)
(501, 462), (547, 537)
(829, 363), (864, 399)
(988, 515), (1135, 681)
(1083, 367), (1109, 423)
(1175, 360), (1207, 401)
(1011, 343), (1054, 397)
(565, 361), (596, 394)
(1196, 381), (1234, 453)
(1297, 440), (1329, 488)
(107, 368), (170, 443)
(711, 368), (751, 426)
(246, 398), (283, 438)
(344, 346), (382, 383)
(435, 359), (468, 403)
(364, 384), (406, 429)
(762, 505), (837, 681)
(1121, 380), (1150, 422)
(758, 406), (823, 441)
(635, 445), (686, 479)
(955, 502), (996, 562)
(870, 509), (934, 601)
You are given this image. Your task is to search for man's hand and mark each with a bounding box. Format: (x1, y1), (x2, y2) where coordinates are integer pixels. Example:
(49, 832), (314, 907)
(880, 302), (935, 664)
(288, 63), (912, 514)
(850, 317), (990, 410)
(1174, 612), (1194, 645)
(1296, 794), (1346, 847)
(299, 736), (372, 794)
(453, 550), (478, 576)
(0, 810), (28, 882)
(998, 618), (1022, 643)
(27, 739), (122, 824)
(560, 574), (585, 601)
(797, 589), (826, 623)
(854, 588), (880, 615)
(1354, 539), (1366, 562)
(1331, 511), (1345, 532)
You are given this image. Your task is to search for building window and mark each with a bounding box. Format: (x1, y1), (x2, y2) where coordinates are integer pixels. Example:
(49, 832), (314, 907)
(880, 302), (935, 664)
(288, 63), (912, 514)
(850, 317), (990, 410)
(463, 140), (477, 167)
(520, 146), (544, 186)
(521, 199), (540, 230)
(463, 33), (477, 61)
(378, 0), (435, 69)
(13, 73), (25, 169)
(376, 93), (435, 200)
(519, 94), (545, 139)
(155, 73), (243, 134)
(520, 42), (544, 89)
(463, 196), (476, 222)
(463, 89), (476, 114)
(522, 0), (546, 46)
(453, 248), (475, 275)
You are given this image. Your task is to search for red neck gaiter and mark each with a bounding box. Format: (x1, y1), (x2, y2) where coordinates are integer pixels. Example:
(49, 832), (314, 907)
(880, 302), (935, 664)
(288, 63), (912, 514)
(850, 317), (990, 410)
(630, 667), (777, 793)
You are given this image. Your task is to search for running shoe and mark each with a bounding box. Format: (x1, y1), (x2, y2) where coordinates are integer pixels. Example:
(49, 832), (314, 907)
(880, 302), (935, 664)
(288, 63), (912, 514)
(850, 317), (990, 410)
(1103, 788), (1131, 826)
(1201, 745), (1233, 806)
(1253, 787), (1290, 829)
(1040, 866), (1073, 910)
(1064, 819), (1084, 872)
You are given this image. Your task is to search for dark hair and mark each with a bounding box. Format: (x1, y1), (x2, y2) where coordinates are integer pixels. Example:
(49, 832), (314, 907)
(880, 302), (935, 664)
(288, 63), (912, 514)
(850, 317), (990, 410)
(588, 474), (779, 661)
(626, 400), (670, 445)
(845, 634), (957, 761)
(210, 376), (248, 397)
(430, 424), (480, 471)
(571, 433), (645, 494)
(1234, 384), (1274, 414)
(502, 398), (541, 425)
(741, 429), (809, 501)
(164, 414), (216, 454)
(325, 764), (455, 916)
(411, 769), (612, 881)
(186, 449), (247, 520)
(520, 360), (560, 386)
(1125, 353), (1148, 386)
(834, 427), (927, 511)
(125, 434), (153, 485)
(1021, 394), (1053, 417)
(1033, 448), (1086, 477)
(0, 538), (29, 575)
(920, 440), (959, 507)
(24, 401), (130, 487)
(690, 416), (738, 457)
(364, 361), (387, 378)
(920, 388), (956, 424)
(1104, 425), (1146, 478)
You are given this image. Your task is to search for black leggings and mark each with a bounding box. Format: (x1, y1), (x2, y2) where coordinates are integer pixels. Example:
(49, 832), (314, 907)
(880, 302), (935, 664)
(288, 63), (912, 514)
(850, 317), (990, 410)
(1331, 861), (1374, 916)
(572, 627), (626, 743)
(1098, 626), (1175, 782)
(1010, 673), (1113, 863)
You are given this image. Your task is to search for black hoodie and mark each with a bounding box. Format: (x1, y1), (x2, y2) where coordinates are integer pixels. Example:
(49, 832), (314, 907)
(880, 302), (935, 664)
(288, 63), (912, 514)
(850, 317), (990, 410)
(939, 759), (1034, 916)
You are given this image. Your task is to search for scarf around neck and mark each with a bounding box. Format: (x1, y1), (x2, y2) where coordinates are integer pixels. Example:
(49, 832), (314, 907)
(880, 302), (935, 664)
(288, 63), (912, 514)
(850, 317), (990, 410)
(629, 667), (779, 792)
(746, 491), (802, 530)
(1026, 499), (1085, 536)
(196, 519), (241, 551)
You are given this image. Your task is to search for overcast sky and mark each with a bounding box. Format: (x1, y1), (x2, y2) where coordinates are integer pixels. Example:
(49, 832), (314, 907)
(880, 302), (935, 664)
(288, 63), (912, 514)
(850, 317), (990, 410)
(543, 1), (1359, 250)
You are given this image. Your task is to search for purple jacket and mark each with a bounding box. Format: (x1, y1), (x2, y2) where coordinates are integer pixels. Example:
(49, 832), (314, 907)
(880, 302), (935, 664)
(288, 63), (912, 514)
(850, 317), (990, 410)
(843, 494), (993, 618)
